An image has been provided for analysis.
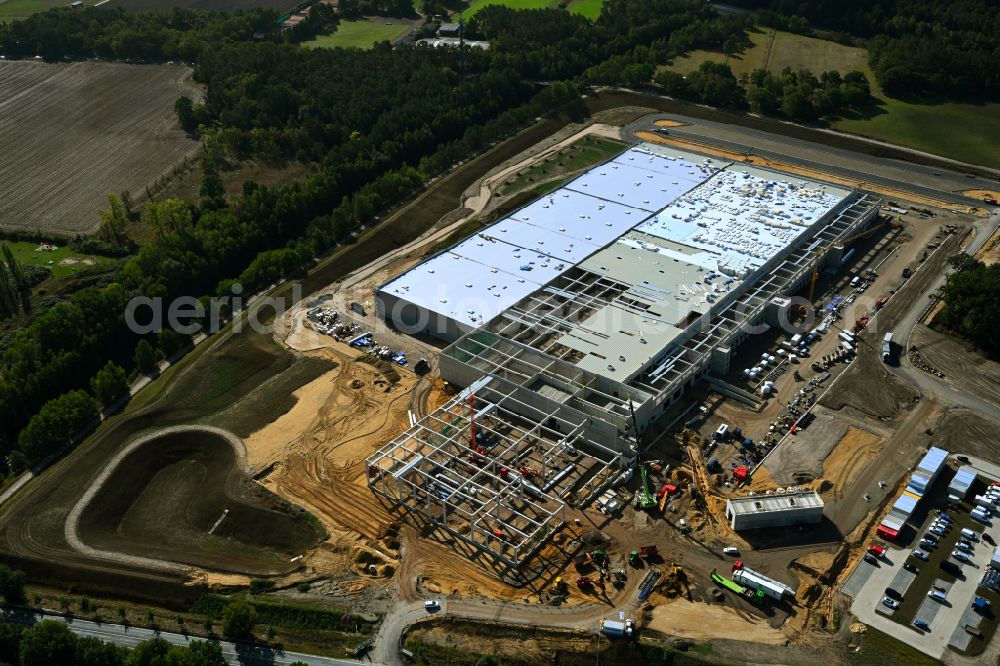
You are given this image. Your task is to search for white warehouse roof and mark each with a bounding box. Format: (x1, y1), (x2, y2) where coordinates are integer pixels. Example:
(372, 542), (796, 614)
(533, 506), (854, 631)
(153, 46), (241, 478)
(565, 146), (720, 212)
(509, 188), (648, 249)
(380, 249), (565, 328)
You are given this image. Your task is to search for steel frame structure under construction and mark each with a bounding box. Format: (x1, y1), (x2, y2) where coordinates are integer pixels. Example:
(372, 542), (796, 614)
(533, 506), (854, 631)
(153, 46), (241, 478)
(365, 376), (625, 569)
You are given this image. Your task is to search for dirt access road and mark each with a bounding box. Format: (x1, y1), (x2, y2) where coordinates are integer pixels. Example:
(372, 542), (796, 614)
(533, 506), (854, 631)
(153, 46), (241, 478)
(0, 60), (201, 235)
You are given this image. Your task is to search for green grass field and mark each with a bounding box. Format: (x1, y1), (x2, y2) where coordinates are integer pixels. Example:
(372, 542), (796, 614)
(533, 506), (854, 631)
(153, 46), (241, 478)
(461, 0), (559, 19)
(0, 0), (95, 21)
(6, 240), (116, 278)
(303, 20), (413, 50)
(663, 28), (1000, 169)
(566, 0), (602, 19)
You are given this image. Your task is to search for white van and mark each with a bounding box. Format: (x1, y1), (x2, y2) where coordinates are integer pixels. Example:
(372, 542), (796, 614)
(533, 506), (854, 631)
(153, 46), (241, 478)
(961, 528), (979, 541)
(722, 547), (739, 556)
(850, 276), (861, 287)
(928, 590), (947, 603)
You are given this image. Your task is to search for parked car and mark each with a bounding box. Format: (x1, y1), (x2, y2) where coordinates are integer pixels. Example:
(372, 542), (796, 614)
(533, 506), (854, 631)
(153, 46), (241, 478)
(903, 562), (919, 573)
(864, 554), (879, 565)
(885, 587), (903, 600)
(913, 619), (930, 631)
(957, 540), (974, 552)
(940, 560), (961, 575)
(930, 526), (947, 536)
(424, 600), (441, 611)
(913, 549), (929, 560)
(953, 550), (971, 562)
(920, 538), (937, 549)
(882, 597), (899, 610)
(923, 533), (939, 543)
(984, 534), (996, 545)
(928, 590), (948, 603)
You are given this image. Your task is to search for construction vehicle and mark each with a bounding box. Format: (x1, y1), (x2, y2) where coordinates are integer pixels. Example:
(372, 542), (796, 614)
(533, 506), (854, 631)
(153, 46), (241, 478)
(854, 312), (870, 331)
(639, 545), (658, 558)
(549, 577), (568, 596)
(629, 550), (641, 565)
(576, 576), (593, 590)
(591, 550), (608, 565)
(711, 569), (764, 605)
(574, 553), (593, 571)
(874, 295), (888, 309)
(984, 194), (998, 205)
(637, 462), (658, 510)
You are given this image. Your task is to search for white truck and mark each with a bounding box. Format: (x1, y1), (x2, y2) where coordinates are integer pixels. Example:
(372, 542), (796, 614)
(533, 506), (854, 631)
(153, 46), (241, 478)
(882, 332), (893, 363)
(601, 618), (634, 638)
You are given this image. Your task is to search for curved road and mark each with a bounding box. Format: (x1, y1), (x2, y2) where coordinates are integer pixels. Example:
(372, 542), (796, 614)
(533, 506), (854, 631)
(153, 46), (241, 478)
(623, 114), (999, 208)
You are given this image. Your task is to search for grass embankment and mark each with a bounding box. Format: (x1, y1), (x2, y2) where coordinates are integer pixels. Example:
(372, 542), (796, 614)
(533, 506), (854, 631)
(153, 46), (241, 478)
(663, 29), (1000, 169)
(303, 20), (412, 50)
(850, 627), (938, 666)
(5, 240), (116, 279)
(498, 134), (626, 196)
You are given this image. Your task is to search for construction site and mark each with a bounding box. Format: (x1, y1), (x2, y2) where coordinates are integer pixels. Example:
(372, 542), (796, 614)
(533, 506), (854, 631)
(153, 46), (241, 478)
(2, 97), (994, 666)
(184, 108), (999, 664)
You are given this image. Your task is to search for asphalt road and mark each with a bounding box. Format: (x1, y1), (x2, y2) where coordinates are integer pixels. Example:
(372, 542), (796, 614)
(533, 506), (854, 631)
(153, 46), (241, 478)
(623, 114), (999, 206)
(2, 608), (362, 666)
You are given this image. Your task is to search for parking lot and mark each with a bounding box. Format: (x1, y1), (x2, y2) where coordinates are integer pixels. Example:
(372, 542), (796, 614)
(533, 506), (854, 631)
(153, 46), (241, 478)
(845, 459), (1000, 660)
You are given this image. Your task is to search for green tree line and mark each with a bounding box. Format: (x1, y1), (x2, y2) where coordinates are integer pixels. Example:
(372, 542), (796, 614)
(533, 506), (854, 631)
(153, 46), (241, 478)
(0, 618), (227, 666)
(936, 255), (1000, 358)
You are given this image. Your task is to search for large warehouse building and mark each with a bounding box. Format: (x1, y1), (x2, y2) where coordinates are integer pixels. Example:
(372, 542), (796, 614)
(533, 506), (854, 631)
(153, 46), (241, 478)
(369, 142), (880, 571)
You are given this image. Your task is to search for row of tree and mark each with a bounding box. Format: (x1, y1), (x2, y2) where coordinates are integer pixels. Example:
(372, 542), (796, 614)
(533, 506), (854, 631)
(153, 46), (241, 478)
(0, 244), (32, 320)
(0, 1), (750, 460)
(655, 61), (872, 121)
(0, 618), (289, 666)
(728, 0), (1000, 99)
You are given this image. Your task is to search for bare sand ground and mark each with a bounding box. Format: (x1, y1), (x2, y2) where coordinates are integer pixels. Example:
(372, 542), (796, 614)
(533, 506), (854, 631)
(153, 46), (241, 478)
(646, 598), (788, 644)
(818, 427), (884, 499)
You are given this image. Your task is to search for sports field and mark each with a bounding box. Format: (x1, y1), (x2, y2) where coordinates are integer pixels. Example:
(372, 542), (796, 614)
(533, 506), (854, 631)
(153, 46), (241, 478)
(664, 29), (1000, 169)
(0, 0), (91, 21)
(6, 241), (116, 278)
(303, 20), (413, 49)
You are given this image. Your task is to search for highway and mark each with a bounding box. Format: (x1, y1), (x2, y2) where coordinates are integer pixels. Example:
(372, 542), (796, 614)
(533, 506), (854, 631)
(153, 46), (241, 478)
(622, 114), (999, 207)
(1, 608), (362, 666)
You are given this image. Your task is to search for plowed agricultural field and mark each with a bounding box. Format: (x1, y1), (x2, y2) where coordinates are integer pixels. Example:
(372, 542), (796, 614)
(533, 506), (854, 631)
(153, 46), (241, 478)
(0, 60), (200, 235)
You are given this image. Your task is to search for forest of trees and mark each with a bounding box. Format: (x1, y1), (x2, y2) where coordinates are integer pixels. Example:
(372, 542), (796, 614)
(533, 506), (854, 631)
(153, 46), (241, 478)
(0, 1), (756, 466)
(936, 255), (1000, 359)
(728, 0), (1000, 99)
